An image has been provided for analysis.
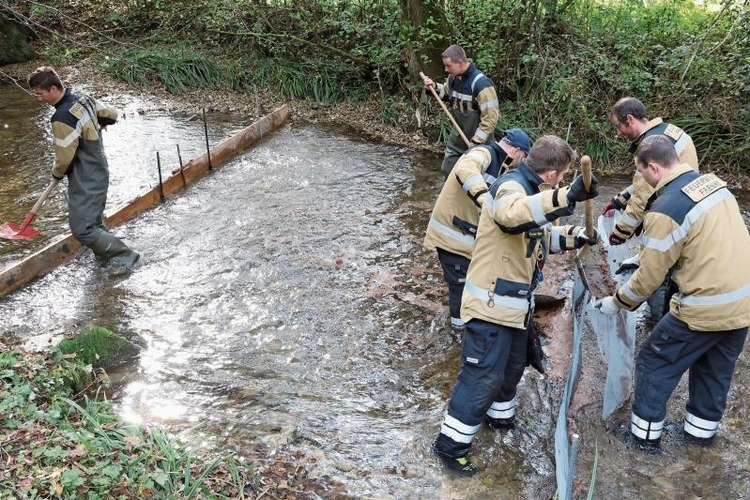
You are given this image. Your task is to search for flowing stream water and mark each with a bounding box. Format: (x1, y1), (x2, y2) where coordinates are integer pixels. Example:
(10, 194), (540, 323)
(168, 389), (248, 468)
(2, 82), (750, 499)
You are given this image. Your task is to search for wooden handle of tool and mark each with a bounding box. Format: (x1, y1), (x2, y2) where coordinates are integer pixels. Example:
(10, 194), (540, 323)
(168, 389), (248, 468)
(17, 178), (59, 232)
(419, 71), (472, 148)
(581, 155), (594, 238)
(30, 179), (60, 216)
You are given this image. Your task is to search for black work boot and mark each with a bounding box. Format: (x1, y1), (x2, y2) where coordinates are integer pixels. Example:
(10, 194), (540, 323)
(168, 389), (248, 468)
(431, 441), (478, 477)
(683, 430), (715, 447)
(611, 422), (661, 454)
(485, 415), (516, 432)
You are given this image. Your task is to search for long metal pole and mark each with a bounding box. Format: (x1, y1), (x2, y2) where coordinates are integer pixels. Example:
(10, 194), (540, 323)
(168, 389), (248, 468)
(203, 107), (213, 171)
(156, 151), (164, 201)
(176, 144), (186, 187)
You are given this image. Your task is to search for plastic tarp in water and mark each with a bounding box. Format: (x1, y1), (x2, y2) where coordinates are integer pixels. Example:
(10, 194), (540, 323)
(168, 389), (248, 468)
(555, 213), (638, 499)
(555, 278), (588, 500)
(589, 214), (638, 419)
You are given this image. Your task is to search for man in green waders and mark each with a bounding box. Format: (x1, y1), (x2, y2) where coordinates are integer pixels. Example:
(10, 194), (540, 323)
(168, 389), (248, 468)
(28, 66), (139, 276)
(421, 45), (500, 178)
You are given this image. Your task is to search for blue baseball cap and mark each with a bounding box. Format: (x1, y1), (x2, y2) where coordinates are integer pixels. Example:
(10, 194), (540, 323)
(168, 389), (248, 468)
(503, 128), (531, 155)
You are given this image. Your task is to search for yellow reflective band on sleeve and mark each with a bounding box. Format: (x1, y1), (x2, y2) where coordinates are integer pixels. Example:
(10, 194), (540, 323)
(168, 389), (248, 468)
(462, 173), (486, 192)
(617, 210), (642, 228)
(618, 281), (650, 305)
(528, 192), (549, 225)
(479, 99), (499, 110)
(474, 128), (489, 141)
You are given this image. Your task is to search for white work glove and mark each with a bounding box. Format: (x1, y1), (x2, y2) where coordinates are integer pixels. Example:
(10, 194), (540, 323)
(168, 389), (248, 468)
(615, 254), (640, 275)
(592, 296), (621, 316)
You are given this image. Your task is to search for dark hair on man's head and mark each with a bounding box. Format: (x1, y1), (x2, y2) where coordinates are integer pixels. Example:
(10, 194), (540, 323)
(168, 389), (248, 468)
(441, 45), (467, 63)
(28, 66), (63, 91)
(634, 135), (678, 167)
(526, 135), (575, 174)
(610, 97), (648, 122)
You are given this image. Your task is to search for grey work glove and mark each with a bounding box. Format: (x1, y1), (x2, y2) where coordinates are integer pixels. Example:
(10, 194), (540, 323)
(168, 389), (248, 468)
(566, 174), (599, 204)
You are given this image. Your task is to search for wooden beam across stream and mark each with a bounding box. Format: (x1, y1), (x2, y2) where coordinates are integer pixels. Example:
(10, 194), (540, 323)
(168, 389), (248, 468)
(0, 104), (290, 298)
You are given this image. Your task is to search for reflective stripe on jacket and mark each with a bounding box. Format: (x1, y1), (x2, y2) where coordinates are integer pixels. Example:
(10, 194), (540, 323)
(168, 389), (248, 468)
(615, 165), (750, 331)
(613, 118), (699, 240)
(461, 162), (584, 328)
(51, 88), (118, 179)
(424, 143), (512, 259)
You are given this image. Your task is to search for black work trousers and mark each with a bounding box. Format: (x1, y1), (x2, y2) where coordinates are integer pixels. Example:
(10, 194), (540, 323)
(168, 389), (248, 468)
(633, 313), (747, 425)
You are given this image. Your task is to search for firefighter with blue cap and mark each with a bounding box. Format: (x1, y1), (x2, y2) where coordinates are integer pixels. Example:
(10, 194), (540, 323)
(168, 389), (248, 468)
(424, 129), (530, 331)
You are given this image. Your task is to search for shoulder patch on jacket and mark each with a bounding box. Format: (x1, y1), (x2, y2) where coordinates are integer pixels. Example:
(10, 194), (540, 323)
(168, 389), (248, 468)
(68, 102), (86, 120)
(681, 173), (726, 202)
(663, 124), (684, 141)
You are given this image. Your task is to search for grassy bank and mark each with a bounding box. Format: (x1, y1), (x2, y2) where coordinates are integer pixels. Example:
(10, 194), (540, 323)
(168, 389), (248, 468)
(0, 343), (348, 499)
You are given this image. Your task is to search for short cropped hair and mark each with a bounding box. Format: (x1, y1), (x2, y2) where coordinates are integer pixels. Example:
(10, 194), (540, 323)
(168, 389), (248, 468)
(28, 66), (63, 91)
(634, 135), (679, 167)
(441, 45), (467, 63)
(610, 97), (648, 123)
(526, 135), (575, 174)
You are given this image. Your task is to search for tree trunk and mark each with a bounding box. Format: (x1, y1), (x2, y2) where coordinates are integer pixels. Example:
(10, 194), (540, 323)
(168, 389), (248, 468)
(398, 0), (449, 84)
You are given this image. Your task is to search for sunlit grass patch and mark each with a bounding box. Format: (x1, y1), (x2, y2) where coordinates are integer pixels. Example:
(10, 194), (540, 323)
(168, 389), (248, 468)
(58, 326), (140, 368)
(106, 47), (220, 94)
(0, 346), (322, 499)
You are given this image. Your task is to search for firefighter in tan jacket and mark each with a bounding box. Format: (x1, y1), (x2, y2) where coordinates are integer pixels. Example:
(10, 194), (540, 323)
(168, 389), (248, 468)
(595, 135), (750, 452)
(604, 97), (699, 321)
(421, 45), (500, 178)
(604, 97), (699, 244)
(432, 136), (600, 476)
(424, 129), (530, 329)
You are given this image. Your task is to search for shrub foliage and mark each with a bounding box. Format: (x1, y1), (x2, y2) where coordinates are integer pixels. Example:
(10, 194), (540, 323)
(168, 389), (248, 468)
(2, 0), (748, 172)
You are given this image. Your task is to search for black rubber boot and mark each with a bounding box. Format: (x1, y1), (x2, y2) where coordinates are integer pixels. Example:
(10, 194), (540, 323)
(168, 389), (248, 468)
(431, 441), (478, 477)
(683, 430), (715, 447)
(485, 415), (516, 432)
(611, 422), (661, 454)
(90, 232), (140, 276)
